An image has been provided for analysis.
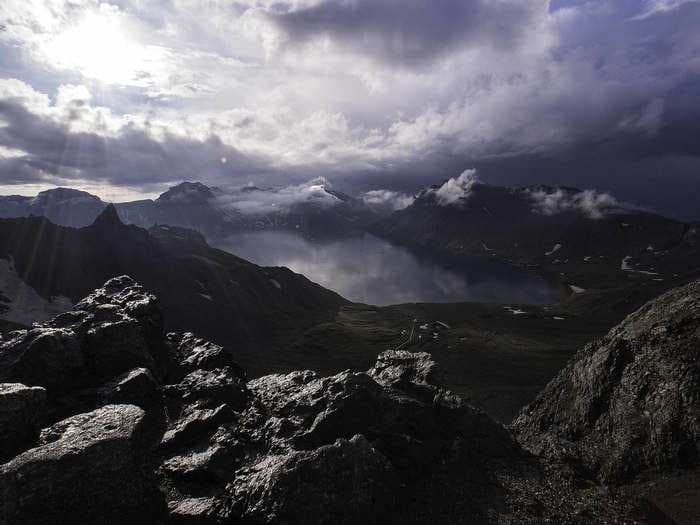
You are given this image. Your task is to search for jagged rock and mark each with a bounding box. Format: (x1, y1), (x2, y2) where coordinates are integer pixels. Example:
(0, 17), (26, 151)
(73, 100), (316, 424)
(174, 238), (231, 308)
(512, 279), (700, 483)
(0, 276), (167, 393)
(369, 349), (443, 388)
(161, 403), (237, 451)
(167, 332), (242, 378)
(0, 404), (165, 524)
(43, 366), (166, 435)
(247, 363), (513, 461)
(0, 383), (45, 461)
(169, 367), (247, 410)
(168, 496), (220, 524)
(104, 367), (161, 408)
(230, 434), (399, 524)
(98, 367), (166, 443)
(226, 353), (660, 525)
(73, 275), (169, 380)
(369, 349), (443, 401)
(162, 440), (240, 482)
(0, 328), (85, 392)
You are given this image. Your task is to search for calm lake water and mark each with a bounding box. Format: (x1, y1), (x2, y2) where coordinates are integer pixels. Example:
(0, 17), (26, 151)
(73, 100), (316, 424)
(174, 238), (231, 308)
(217, 232), (557, 306)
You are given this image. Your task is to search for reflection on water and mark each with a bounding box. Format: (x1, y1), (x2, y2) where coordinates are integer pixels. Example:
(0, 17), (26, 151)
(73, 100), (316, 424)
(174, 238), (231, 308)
(216, 232), (557, 306)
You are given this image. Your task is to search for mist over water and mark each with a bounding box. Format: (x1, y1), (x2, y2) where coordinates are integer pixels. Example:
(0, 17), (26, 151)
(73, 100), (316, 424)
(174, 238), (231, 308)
(217, 232), (557, 306)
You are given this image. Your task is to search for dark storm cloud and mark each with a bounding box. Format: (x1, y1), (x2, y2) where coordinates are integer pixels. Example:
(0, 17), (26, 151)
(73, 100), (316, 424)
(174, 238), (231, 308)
(262, 0), (542, 65)
(0, 0), (699, 218)
(0, 98), (265, 188)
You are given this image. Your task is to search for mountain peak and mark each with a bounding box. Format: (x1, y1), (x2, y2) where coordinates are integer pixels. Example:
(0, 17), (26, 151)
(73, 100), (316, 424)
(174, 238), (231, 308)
(33, 187), (102, 204)
(90, 203), (123, 229)
(156, 181), (215, 204)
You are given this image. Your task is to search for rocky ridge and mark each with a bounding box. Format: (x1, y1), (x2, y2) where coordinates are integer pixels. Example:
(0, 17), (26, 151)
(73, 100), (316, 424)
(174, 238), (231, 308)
(513, 280), (700, 483)
(512, 279), (700, 523)
(0, 277), (681, 524)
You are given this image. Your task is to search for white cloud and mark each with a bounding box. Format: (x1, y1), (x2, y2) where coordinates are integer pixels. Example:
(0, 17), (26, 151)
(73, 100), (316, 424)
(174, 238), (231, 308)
(360, 189), (414, 212)
(215, 177), (340, 216)
(631, 0), (700, 19)
(0, 79), (130, 135)
(0, 145), (26, 159)
(0, 78), (51, 114)
(525, 188), (627, 219)
(431, 169), (480, 207)
(619, 98), (665, 135)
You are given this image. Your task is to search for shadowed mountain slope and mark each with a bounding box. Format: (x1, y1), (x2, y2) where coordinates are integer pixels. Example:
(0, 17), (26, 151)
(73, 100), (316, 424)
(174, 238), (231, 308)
(372, 183), (699, 290)
(0, 206), (344, 369)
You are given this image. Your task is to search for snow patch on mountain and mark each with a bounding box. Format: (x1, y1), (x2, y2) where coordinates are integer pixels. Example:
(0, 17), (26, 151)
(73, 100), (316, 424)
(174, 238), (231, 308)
(504, 306), (527, 315)
(545, 243), (562, 256)
(621, 256), (659, 275)
(0, 258), (73, 325)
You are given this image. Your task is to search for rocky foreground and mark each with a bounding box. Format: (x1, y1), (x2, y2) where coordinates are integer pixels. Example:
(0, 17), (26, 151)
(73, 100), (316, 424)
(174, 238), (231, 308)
(1, 277), (695, 523)
(513, 280), (700, 522)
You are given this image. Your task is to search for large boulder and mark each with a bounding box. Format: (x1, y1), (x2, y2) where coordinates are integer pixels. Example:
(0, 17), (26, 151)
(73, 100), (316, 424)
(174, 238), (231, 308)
(369, 349), (443, 399)
(0, 328), (85, 393)
(0, 404), (165, 524)
(512, 279), (700, 483)
(0, 383), (45, 461)
(166, 332), (242, 379)
(230, 434), (398, 524)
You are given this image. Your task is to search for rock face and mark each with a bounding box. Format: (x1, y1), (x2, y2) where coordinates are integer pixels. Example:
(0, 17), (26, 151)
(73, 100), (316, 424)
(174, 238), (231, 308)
(0, 275), (168, 397)
(0, 383), (45, 461)
(230, 434), (398, 525)
(513, 279), (700, 483)
(0, 277), (679, 524)
(0, 404), (165, 524)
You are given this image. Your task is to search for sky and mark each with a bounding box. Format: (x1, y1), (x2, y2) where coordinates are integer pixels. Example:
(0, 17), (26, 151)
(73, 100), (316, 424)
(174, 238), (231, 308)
(0, 0), (698, 218)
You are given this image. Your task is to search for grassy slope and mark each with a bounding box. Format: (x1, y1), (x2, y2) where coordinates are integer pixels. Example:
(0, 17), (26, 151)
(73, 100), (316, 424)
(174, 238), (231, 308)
(278, 275), (698, 423)
(291, 301), (606, 423)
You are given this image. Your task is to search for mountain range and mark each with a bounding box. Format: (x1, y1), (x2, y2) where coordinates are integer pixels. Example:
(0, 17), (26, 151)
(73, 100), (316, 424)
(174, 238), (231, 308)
(0, 181), (380, 242)
(371, 181), (700, 290)
(3, 179), (697, 294)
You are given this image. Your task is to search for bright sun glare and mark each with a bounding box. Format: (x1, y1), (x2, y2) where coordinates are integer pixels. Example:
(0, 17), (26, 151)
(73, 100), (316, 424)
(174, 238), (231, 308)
(47, 10), (160, 85)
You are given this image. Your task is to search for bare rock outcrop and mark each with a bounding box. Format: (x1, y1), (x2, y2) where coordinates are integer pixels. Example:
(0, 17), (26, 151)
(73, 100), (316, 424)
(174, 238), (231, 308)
(0, 404), (165, 524)
(512, 279), (700, 483)
(0, 383), (45, 461)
